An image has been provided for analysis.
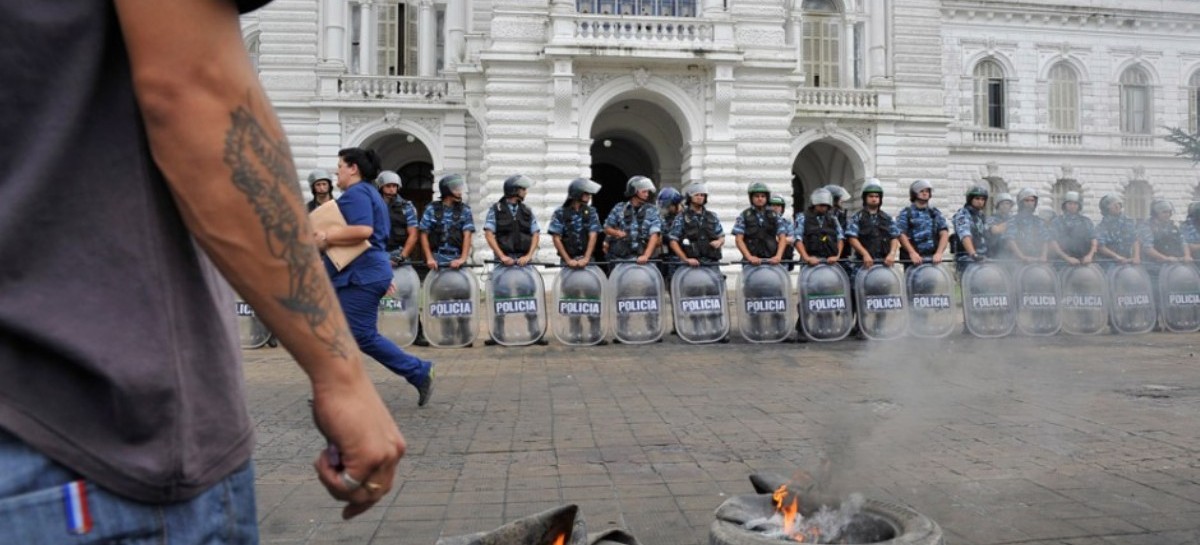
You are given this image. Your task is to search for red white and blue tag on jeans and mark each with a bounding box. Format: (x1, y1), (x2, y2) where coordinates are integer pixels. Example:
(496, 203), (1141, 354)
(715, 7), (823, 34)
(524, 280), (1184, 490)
(62, 480), (93, 535)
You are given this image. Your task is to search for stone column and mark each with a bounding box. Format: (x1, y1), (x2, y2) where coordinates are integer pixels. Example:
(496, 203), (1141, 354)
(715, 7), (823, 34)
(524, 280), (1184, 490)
(445, 0), (464, 68)
(359, 0), (375, 74)
(702, 0), (723, 16)
(418, 0), (437, 76)
(322, 0), (348, 67)
(843, 16), (854, 88)
(867, 0), (886, 83)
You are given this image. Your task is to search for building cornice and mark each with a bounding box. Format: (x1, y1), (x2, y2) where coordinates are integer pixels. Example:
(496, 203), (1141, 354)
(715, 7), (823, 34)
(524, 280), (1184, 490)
(941, 2), (1200, 35)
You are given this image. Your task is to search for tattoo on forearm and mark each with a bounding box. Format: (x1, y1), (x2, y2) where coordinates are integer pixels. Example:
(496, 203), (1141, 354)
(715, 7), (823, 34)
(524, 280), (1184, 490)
(222, 105), (352, 358)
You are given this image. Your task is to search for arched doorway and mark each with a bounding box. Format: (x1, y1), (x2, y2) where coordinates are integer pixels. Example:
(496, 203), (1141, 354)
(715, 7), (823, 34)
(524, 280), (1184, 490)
(791, 140), (863, 217)
(366, 132), (436, 215)
(589, 98), (685, 222)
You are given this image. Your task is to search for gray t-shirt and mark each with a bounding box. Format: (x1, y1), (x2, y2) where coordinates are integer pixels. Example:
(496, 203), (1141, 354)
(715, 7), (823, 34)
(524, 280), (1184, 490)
(0, 0), (270, 503)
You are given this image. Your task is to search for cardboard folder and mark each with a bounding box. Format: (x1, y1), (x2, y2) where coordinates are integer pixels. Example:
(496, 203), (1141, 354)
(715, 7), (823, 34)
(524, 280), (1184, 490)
(309, 200), (370, 271)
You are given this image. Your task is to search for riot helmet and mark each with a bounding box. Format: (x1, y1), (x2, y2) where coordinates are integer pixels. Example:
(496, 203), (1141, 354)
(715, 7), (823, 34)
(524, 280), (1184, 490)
(747, 182), (771, 205)
(768, 195), (785, 207)
(1060, 191), (1082, 212)
(438, 173), (466, 199)
(810, 187), (834, 208)
(625, 175), (656, 198)
(657, 187), (683, 208)
(964, 185), (989, 205)
(502, 174), (534, 198)
(1188, 201), (1200, 222)
(1017, 188), (1039, 212)
(1099, 193), (1124, 216)
(682, 183), (708, 205)
(861, 179), (884, 207)
(1151, 199), (1174, 217)
(376, 170), (402, 190)
(993, 192), (1015, 207)
(908, 179), (933, 202)
(567, 177), (602, 201)
(824, 185), (850, 206)
(308, 169), (333, 193)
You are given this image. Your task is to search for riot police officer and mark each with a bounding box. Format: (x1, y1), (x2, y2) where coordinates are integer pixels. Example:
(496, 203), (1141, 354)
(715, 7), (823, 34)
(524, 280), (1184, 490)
(952, 185), (990, 277)
(1183, 202), (1200, 256)
(845, 179), (899, 273)
(1143, 200), (1192, 265)
(769, 196), (797, 269)
(896, 180), (950, 266)
(733, 183), (788, 266)
(419, 173), (476, 345)
(1049, 191), (1097, 266)
(306, 169), (334, 212)
(549, 178), (606, 344)
(483, 174), (545, 345)
(1006, 188), (1050, 263)
(794, 187), (844, 266)
(824, 184), (853, 265)
(668, 182), (728, 341)
(733, 182), (790, 337)
(658, 187), (684, 284)
(377, 170), (419, 267)
(1096, 193), (1142, 266)
(986, 192), (1016, 261)
(604, 176), (662, 266)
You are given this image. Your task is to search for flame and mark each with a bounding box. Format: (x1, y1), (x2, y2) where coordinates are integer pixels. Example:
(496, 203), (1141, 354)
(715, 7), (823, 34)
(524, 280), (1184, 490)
(551, 532), (566, 545)
(772, 485), (801, 538)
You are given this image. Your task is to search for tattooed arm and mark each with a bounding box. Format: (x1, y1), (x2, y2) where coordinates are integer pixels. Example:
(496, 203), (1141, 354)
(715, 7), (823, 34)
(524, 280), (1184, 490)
(113, 0), (403, 520)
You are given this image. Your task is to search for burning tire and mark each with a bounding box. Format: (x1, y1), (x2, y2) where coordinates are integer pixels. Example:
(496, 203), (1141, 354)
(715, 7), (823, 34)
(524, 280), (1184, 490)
(709, 495), (942, 545)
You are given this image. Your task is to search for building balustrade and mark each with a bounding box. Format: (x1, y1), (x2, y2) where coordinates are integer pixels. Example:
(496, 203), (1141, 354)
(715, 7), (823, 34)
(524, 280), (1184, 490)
(338, 75), (451, 102)
(1048, 133), (1081, 146)
(972, 129), (1009, 144)
(1121, 134), (1154, 148)
(796, 88), (878, 111)
(566, 14), (713, 45)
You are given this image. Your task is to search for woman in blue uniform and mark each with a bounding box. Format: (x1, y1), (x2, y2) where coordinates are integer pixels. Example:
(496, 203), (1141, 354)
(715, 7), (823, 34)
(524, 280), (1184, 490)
(315, 147), (434, 406)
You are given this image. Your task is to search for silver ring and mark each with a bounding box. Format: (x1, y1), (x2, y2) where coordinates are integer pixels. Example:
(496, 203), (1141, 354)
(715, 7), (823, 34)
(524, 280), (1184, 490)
(339, 471), (362, 491)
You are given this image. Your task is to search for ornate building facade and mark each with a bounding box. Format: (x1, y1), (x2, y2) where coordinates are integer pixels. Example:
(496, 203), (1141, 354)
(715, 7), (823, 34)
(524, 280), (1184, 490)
(243, 0), (1200, 258)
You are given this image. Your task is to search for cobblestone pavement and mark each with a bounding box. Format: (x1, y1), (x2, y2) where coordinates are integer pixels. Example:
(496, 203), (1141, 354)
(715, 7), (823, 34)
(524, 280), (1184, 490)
(247, 333), (1200, 545)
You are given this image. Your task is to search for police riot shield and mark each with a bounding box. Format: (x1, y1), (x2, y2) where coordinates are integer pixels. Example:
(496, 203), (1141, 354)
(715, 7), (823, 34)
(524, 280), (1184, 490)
(960, 262), (1015, 338)
(1157, 262), (1200, 333)
(1059, 264), (1108, 336)
(486, 265), (547, 346)
(854, 265), (908, 341)
(796, 264), (854, 342)
(670, 265), (729, 344)
(1107, 264), (1156, 334)
(607, 263), (666, 344)
(236, 300), (271, 349)
(552, 266), (608, 346)
(736, 264), (794, 343)
(905, 264), (956, 338)
(421, 267), (480, 348)
(1014, 264), (1061, 336)
(378, 264), (421, 347)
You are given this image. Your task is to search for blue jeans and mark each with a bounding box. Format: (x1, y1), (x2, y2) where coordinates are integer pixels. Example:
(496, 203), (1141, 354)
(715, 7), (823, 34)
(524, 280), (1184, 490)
(337, 279), (431, 387)
(0, 428), (258, 544)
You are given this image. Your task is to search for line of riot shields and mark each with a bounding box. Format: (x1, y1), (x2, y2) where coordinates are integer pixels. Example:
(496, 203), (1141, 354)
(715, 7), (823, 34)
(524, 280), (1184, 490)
(236, 259), (1200, 348)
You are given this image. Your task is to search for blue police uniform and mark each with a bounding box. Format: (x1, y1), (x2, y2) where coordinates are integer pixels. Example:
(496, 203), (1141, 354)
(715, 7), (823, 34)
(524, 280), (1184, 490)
(604, 201), (662, 259)
(419, 201), (476, 265)
(793, 211), (844, 258)
(1050, 213), (1097, 261)
(484, 202), (541, 234)
(667, 208), (725, 260)
(385, 196), (419, 262)
(1181, 221), (1200, 246)
(548, 204), (602, 260)
(895, 204), (949, 258)
(330, 182), (431, 388)
(1096, 214), (1143, 263)
(1006, 211), (1050, 259)
(952, 206), (989, 274)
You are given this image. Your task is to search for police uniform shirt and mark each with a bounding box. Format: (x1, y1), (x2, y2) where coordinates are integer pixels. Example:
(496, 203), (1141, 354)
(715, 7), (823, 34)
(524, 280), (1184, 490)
(845, 210), (900, 240)
(952, 206), (989, 259)
(667, 209), (725, 244)
(895, 205), (949, 255)
(547, 205), (602, 237)
(484, 201), (542, 234)
(1096, 215), (1143, 257)
(604, 202), (662, 241)
(385, 197), (419, 252)
(731, 208), (788, 237)
(419, 202), (476, 264)
(793, 212), (845, 240)
(1007, 212), (1051, 255)
(1050, 213), (1097, 257)
(1182, 221), (1200, 245)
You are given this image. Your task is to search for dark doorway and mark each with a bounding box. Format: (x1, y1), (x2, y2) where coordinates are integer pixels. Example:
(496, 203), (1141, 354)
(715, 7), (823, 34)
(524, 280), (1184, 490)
(397, 161), (434, 217)
(590, 163), (628, 222)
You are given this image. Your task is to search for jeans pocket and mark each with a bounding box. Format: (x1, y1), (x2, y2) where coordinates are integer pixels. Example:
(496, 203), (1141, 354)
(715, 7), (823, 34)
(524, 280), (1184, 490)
(0, 481), (159, 545)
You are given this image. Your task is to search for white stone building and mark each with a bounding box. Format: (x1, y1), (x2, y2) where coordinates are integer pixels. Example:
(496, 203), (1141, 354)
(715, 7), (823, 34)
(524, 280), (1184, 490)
(242, 0), (1200, 259)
